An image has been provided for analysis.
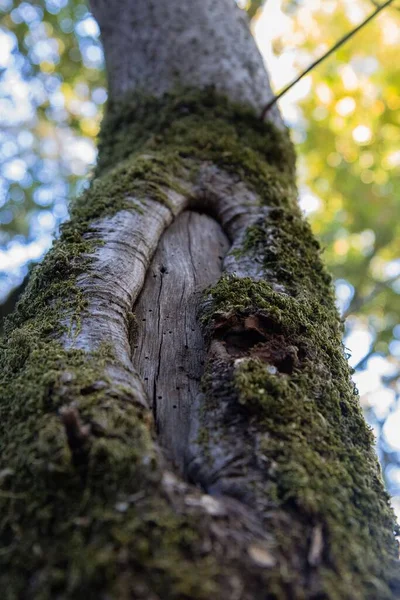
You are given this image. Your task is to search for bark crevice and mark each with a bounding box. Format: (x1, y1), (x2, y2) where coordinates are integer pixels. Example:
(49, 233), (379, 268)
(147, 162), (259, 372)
(132, 210), (229, 473)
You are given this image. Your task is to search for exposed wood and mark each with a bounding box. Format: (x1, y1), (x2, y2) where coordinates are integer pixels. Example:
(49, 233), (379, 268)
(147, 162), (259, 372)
(133, 211), (229, 472)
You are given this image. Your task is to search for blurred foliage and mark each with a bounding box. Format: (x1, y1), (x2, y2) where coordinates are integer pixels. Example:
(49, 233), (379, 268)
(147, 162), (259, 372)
(0, 0), (105, 295)
(0, 0), (400, 501)
(243, 0), (266, 20)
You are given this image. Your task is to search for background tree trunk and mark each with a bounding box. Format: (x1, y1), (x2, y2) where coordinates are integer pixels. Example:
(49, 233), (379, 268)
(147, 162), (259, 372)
(0, 1), (398, 598)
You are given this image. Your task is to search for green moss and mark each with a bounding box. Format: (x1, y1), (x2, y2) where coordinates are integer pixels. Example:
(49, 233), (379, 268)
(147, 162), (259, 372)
(0, 88), (298, 598)
(199, 273), (399, 598)
(1, 87), (398, 598)
(85, 153), (190, 212)
(234, 354), (398, 598)
(202, 275), (339, 341)
(96, 87), (296, 206)
(0, 336), (223, 599)
(233, 207), (333, 304)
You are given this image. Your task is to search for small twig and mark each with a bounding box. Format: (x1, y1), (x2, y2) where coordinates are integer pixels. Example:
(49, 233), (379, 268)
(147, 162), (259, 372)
(260, 0), (395, 119)
(370, 0), (400, 11)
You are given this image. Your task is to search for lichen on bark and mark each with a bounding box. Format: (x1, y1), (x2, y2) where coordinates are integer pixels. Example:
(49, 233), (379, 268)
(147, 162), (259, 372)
(0, 89), (399, 599)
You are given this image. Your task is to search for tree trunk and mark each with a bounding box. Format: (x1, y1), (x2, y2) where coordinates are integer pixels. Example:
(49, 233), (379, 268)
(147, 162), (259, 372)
(0, 1), (398, 598)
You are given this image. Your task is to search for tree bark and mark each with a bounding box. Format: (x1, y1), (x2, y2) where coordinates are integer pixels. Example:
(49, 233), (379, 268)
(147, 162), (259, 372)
(0, 1), (398, 598)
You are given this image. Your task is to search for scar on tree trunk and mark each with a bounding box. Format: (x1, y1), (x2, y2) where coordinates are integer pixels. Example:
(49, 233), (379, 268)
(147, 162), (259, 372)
(134, 211), (229, 473)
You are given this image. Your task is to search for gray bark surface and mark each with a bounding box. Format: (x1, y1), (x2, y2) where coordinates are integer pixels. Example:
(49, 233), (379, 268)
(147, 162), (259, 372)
(66, 188), (188, 402)
(90, 0), (282, 126)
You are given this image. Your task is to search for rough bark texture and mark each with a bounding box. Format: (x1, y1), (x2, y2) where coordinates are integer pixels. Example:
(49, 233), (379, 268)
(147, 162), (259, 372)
(0, 1), (399, 599)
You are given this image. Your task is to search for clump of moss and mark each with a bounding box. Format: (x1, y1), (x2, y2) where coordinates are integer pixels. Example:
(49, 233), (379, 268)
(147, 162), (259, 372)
(233, 207), (333, 305)
(198, 271), (399, 598)
(0, 321), (222, 599)
(202, 275), (339, 341)
(1, 331), (307, 599)
(234, 354), (398, 599)
(96, 87), (297, 209)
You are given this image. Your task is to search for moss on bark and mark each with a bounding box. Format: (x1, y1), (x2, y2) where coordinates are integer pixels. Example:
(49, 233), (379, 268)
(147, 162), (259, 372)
(203, 275), (398, 594)
(0, 89), (398, 599)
